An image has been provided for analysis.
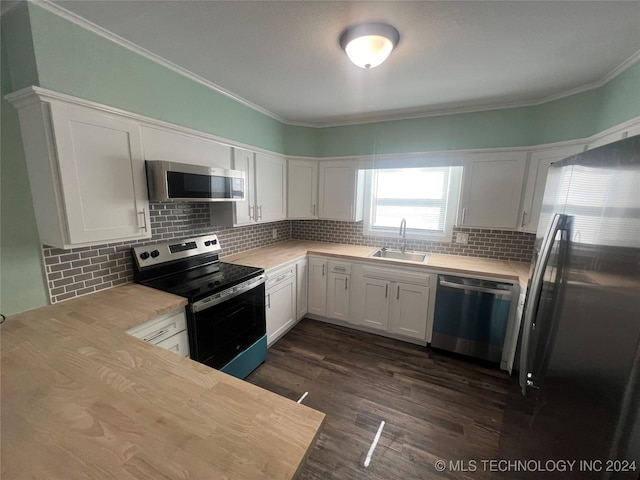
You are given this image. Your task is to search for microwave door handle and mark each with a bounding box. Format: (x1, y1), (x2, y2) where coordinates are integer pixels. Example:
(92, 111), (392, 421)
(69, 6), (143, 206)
(519, 213), (567, 395)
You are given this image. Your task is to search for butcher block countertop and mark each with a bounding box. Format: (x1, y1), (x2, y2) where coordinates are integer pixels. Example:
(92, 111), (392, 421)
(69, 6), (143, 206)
(224, 240), (531, 288)
(1, 284), (325, 480)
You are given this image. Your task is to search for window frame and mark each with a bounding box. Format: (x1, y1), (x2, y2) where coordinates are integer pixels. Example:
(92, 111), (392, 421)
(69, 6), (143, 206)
(363, 166), (462, 242)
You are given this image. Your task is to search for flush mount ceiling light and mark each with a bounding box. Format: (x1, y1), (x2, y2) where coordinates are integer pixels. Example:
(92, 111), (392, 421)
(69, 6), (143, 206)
(339, 22), (400, 69)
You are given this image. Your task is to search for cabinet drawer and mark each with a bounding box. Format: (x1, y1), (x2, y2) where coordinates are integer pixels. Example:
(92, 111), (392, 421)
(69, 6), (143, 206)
(266, 265), (295, 289)
(126, 309), (187, 345)
(362, 265), (430, 286)
(155, 331), (190, 357)
(328, 261), (351, 275)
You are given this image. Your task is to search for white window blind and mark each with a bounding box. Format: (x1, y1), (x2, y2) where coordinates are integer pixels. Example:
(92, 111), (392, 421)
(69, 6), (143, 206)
(364, 166), (462, 241)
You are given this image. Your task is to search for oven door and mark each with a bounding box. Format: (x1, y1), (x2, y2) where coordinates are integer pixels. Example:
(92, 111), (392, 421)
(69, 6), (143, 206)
(189, 282), (266, 369)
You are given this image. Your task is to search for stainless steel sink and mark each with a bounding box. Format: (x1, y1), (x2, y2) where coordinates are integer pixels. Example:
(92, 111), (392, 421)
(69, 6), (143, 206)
(369, 248), (429, 263)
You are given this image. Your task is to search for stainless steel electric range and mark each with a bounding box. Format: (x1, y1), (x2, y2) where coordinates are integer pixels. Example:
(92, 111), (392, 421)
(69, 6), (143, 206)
(132, 235), (266, 379)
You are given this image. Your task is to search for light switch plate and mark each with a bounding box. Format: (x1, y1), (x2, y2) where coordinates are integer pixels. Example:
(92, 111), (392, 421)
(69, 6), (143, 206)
(455, 232), (469, 244)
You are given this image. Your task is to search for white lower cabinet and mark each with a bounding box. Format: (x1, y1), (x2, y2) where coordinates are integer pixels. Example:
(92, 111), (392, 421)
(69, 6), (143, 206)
(308, 258), (328, 317)
(307, 257), (436, 344)
(295, 258), (308, 320)
(265, 264), (296, 346)
(126, 308), (189, 357)
(389, 283), (430, 340)
(361, 278), (390, 331)
(326, 261), (351, 321)
(352, 264), (436, 342)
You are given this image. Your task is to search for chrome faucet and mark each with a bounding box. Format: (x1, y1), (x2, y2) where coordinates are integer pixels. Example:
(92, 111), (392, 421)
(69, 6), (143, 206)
(399, 218), (407, 253)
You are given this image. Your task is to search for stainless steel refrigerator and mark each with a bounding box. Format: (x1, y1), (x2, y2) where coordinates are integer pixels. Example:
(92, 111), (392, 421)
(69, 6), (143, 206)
(501, 135), (640, 479)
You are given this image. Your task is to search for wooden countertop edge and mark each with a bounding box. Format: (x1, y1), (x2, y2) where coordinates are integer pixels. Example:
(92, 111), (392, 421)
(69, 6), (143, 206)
(3, 283), (325, 480)
(292, 414), (326, 479)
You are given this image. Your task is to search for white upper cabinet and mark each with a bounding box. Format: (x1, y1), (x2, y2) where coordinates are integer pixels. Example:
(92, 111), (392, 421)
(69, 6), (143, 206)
(255, 152), (287, 222)
(288, 159), (318, 219)
(318, 160), (364, 221)
(519, 144), (584, 233)
(140, 126), (232, 169)
(9, 91), (151, 249)
(211, 149), (286, 226)
(459, 151), (527, 229)
(232, 148), (256, 225)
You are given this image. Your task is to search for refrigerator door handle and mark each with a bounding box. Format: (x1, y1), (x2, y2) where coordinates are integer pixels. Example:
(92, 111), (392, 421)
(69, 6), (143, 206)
(519, 213), (567, 395)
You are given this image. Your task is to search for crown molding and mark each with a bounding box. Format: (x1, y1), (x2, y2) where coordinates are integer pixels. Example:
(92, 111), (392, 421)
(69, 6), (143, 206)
(21, 1), (640, 129)
(33, 0), (289, 124)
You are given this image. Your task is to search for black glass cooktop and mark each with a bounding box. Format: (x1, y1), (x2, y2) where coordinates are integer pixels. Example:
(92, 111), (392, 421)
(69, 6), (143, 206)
(140, 262), (264, 302)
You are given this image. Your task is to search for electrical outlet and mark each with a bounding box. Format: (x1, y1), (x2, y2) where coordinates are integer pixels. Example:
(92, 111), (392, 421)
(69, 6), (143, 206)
(455, 232), (469, 244)
(272, 228), (278, 239)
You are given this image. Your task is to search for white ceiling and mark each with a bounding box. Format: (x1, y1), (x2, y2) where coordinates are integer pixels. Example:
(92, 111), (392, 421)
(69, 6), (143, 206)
(47, 1), (640, 126)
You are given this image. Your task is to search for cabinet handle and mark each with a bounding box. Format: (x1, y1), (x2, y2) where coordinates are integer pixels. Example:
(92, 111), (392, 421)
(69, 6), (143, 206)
(313, 204), (316, 216)
(345, 277), (348, 290)
(397, 285), (400, 300)
(275, 274), (287, 283)
(521, 211), (528, 227)
(137, 208), (148, 232)
(143, 328), (169, 343)
(249, 205), (254, 220)
(266, 293), (271, 309)
(258, 205), (263, 220)
(461, 207), (467, 224)
(322, 264), (325, 276)
(334, 266), (346, 272)
(385, 284), (388, 298)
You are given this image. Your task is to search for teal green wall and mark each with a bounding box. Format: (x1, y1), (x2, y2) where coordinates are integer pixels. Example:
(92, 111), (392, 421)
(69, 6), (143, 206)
(595, 60), (640, 133)
(11, 2), (640, 159)
(1, 23), (49, 315)
(26, 3), (289, 154)
(1, 2), (639, 314)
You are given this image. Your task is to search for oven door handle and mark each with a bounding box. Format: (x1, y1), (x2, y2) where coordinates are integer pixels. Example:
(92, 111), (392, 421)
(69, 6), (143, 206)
(191, 274), (266, 313)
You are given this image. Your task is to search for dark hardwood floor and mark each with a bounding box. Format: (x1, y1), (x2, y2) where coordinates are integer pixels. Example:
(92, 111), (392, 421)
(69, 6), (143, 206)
(246, 319), (518, 480)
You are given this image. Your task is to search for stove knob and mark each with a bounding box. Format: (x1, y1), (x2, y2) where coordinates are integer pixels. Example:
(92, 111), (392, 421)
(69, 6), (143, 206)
(150, 250), (160, 258)
(204, 240), (211, 246)
(211, 238), (217, 245)
(139, 251), (150, 260)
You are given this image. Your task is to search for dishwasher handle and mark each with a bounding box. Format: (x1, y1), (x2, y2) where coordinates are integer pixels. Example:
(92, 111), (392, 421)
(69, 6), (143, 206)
(438, 277), (512, 297)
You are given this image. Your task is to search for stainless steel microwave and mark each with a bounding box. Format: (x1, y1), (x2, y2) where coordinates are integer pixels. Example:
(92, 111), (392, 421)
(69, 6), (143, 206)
(146, 160), (245, 202)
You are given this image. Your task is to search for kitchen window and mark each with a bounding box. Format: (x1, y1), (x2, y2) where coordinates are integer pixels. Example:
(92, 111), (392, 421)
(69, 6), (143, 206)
(364, 166), (463, 241)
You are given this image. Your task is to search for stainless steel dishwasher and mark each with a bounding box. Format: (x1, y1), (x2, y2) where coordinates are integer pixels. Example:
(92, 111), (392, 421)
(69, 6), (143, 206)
(432, 275), (513, 363)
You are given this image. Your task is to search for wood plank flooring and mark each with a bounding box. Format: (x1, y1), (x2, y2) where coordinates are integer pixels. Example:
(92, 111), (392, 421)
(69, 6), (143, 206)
(246, 319), (517, 480)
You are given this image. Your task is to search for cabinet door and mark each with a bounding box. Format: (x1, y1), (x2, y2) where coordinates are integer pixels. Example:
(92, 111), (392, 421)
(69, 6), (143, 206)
(361, 278), (390, 331)
(232, 148), (255, 225)
(389, 283), (430, 340)
(140, 126), (232, 169)
(266, 279), (295, 346)
(308, 259), (328, 316)
(327, 273), (350, 321)
(296, 259), (308, 320)
(288, 159), (318, 218)
(255, 152), (286, 222)
(459, 152), (527, 229)
(318, 161), (363, 221)
(50, 103), (150, 245)
(520, 145), (584, 233)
